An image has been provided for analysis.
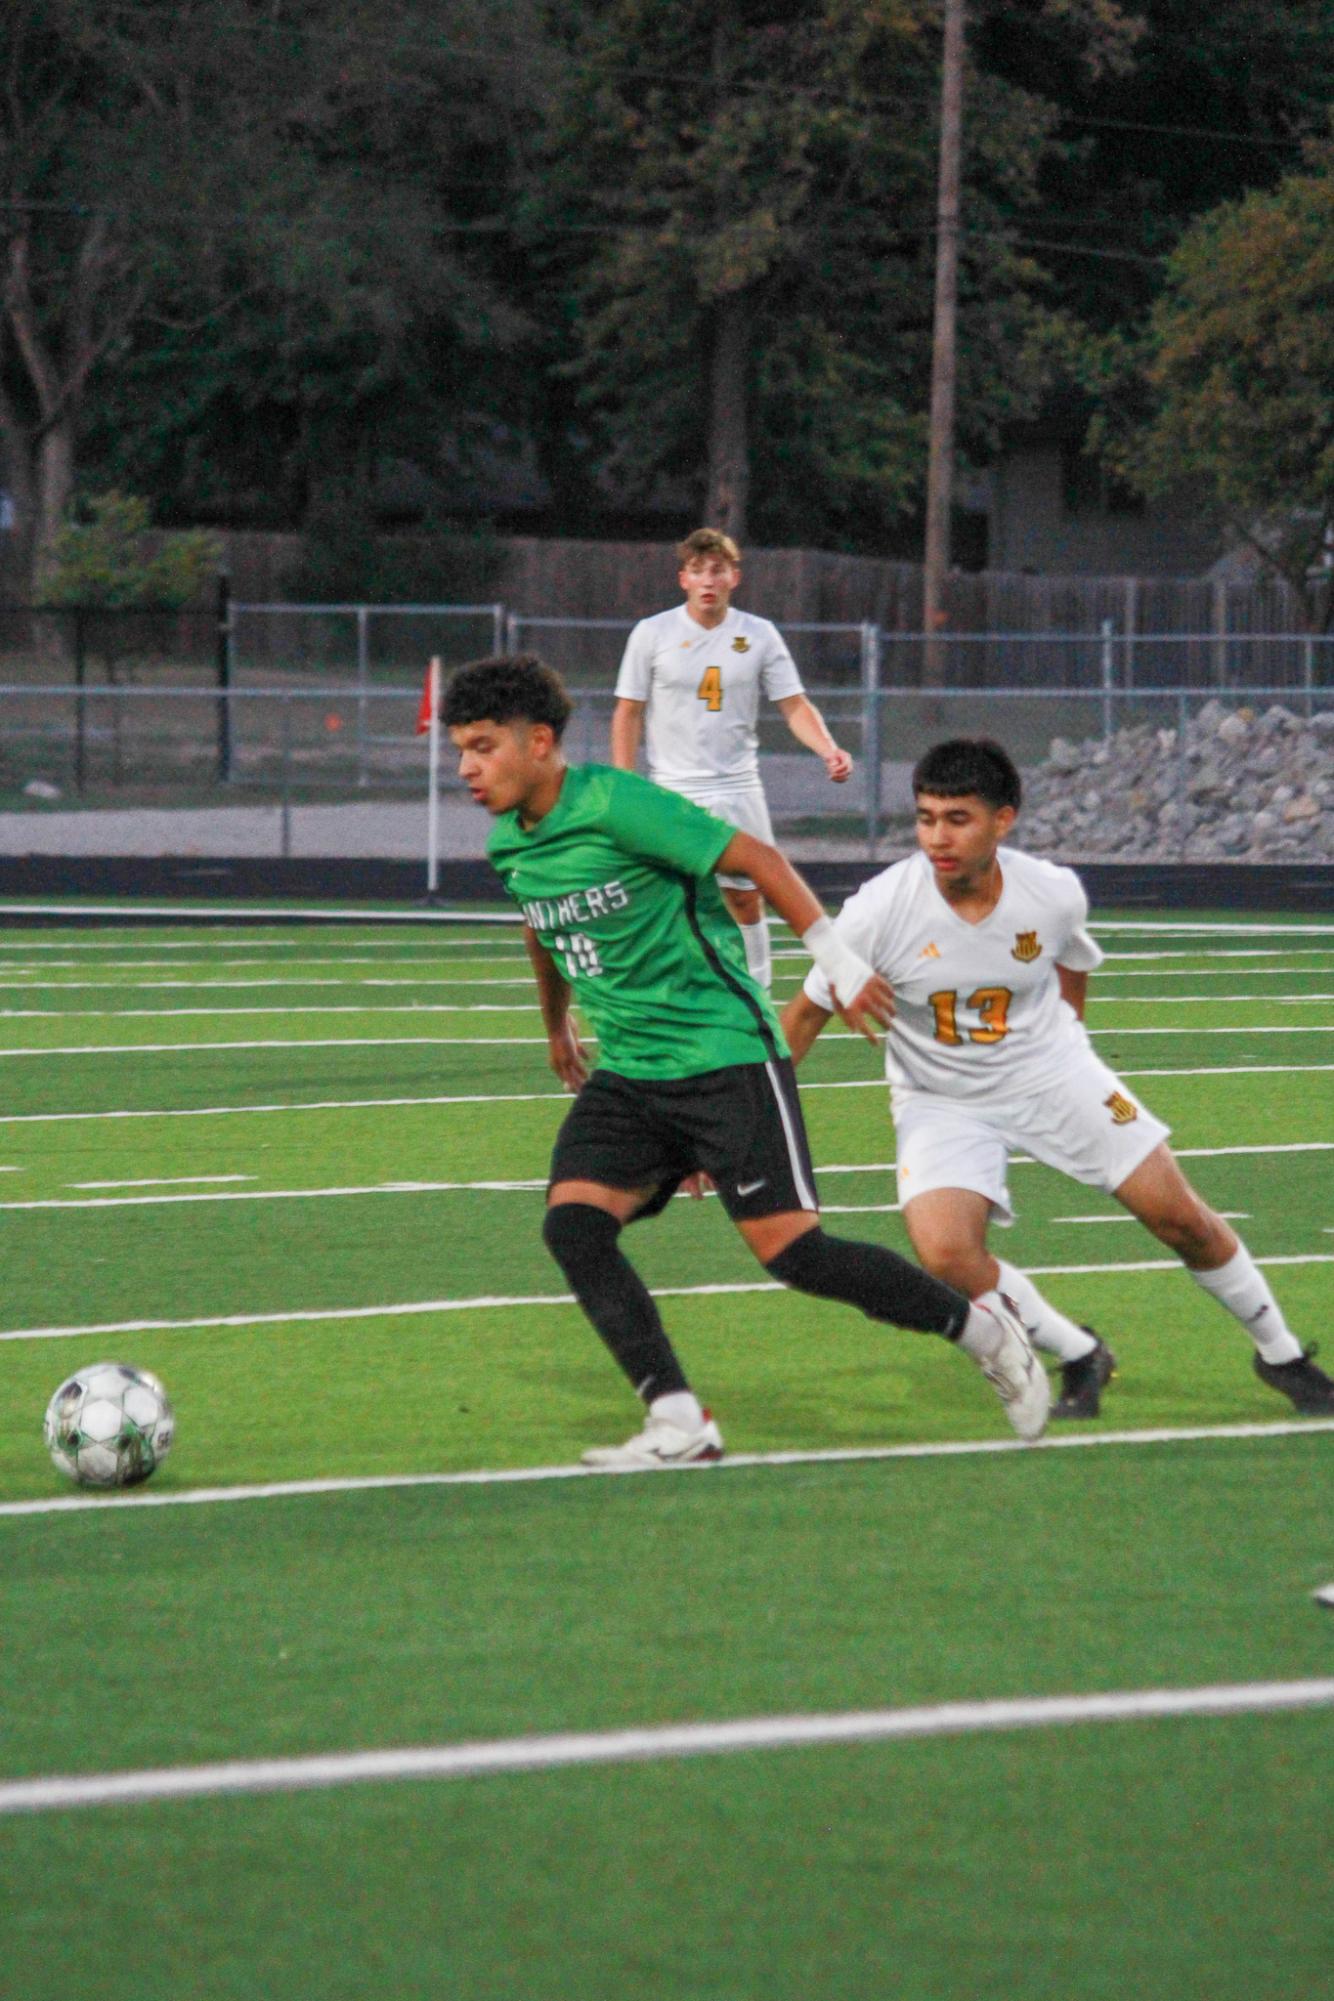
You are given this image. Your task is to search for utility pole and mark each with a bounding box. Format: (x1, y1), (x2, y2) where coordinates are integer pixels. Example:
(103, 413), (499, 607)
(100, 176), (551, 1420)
(922, 0), (965, 688)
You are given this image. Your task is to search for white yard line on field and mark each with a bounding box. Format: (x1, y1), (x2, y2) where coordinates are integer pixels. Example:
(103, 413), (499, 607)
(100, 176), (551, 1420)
(1081, 922), (1334, 935)
(0, 1036), (557, 1058)
(1051, 1211), (1251, 1224)
(0, 1178), (545, 1213)
(0, 976), (539, 992)
(1, 1141), (1327, 1215)
(68, 1175), (256, 1191)
(6, 990), (1334, 1017)
(0, 1067), (1331, 1129)
(1081, 964), (1334, 980)
(1, 1026), (1334, 1064)
(2, 1254), (1331, 1346)
(3, 1420), (1332, 1521)
(1, 1675), (1331, 1816)
(0, 903), (521, 926)
(1089, 995), (1334, 1006)
(0, 938), (524, 953)
(0, 1004), (544, 1019)
(5, 962), (1333, 990)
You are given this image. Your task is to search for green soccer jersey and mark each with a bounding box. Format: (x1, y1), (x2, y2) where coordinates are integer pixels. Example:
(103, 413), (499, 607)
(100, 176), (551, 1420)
(487, 763), (788, 1079)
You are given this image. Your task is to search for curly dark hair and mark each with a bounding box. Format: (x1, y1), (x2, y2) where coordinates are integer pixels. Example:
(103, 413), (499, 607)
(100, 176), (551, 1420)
(442, 654), (573, 739)
(911, 738), (1021, 811)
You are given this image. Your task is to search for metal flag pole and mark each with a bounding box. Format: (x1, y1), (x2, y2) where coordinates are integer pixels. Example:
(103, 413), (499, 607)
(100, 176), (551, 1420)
(425, 655), (442, 903)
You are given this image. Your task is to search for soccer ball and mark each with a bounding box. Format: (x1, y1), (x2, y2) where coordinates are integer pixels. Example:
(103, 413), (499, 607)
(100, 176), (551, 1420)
(44, 1362), (175, 1489)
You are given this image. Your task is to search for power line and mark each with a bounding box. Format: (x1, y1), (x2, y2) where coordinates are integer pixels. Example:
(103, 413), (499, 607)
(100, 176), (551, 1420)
(56, 2), (1320, 155)
(0, 192), (1169, 265)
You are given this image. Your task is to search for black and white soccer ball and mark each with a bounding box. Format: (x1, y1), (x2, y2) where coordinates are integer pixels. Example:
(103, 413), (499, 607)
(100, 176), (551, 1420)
(44, 1362), (175, 1489)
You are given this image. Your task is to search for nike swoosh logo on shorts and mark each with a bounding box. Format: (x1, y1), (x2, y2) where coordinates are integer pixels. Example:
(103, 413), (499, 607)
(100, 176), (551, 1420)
(737, 1178), (767, 1196)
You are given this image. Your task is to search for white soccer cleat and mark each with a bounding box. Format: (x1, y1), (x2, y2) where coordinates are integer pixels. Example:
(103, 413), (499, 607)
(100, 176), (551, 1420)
(972, 1296), (1050, 1441)
(581, 1409), (725, 1471)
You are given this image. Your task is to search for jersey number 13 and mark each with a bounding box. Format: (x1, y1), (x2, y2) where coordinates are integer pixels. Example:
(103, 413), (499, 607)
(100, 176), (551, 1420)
(928, 986), (1013, 1045)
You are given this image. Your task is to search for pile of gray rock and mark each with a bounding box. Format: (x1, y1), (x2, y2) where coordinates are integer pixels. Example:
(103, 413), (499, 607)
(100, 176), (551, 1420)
(1020, 700), (1334, 862)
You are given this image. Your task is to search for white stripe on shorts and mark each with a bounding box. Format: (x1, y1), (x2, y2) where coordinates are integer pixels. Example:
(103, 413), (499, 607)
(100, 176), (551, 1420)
(764, 1058), (820, 1212)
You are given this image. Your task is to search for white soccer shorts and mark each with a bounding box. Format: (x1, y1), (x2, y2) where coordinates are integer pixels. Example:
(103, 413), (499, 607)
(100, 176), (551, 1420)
(892, 1047), (1170, 1225)
(664, 782), (775, 889)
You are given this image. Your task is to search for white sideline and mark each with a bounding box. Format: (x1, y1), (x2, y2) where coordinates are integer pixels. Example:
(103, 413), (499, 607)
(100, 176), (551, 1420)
(4, 1421), (1333, 1523)
(1, 1676), (1331, 1816)
(3, 1254), (1332, 1346)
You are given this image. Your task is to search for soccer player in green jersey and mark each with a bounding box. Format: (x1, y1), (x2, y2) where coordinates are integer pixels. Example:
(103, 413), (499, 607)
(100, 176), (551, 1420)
(445, 654), (1049, 1466)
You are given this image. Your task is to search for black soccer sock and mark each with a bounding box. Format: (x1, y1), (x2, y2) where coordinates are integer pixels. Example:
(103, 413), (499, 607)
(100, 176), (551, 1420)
(542, 1203), (691, 1402)
(765, 1227), (970, 1339)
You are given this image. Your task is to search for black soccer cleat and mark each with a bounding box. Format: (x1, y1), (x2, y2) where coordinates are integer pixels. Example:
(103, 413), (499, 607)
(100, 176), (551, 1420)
(1253, 1345), (1334, 1416)
(1050, 1332), (1117, 1421)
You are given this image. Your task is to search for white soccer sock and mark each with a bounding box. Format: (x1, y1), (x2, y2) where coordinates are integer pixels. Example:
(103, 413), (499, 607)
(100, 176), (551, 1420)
(1188, 1247), (1303, 1364)
(994, 1261), (1097, 1364)
(649, 1390), (706, 1430)
(738, 919), (772, 990)
(955, 1300), (1008, 1363)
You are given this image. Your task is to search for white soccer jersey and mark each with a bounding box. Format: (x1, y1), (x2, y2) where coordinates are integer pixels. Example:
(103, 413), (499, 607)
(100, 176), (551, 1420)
(803, 846), (1104, 1103)
(615, 605), (805, 793)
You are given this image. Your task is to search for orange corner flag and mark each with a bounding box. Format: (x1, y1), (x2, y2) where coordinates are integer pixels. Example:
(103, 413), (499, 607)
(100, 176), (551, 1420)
(416, 658), (440, 736)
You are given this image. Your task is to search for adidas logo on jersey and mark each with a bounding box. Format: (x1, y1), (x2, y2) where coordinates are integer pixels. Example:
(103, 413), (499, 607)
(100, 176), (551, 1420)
(918, 942), (941, 959)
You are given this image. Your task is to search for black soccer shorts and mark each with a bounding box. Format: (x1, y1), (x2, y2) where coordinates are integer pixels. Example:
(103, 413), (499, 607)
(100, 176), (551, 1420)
(548, 1058), (820, 1223)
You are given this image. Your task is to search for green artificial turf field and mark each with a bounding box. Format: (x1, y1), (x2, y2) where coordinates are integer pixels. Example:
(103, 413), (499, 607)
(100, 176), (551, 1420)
(0, 905), (1330, 1997)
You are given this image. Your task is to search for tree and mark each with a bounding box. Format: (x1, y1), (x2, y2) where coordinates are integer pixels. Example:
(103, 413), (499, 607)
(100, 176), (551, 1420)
(1100, 146), (1334, 618)
(526, 0), (1138, 552)
(1, 0), (548, 591)
(37, 491), (217, 612)
(978, 0), (1334, 334)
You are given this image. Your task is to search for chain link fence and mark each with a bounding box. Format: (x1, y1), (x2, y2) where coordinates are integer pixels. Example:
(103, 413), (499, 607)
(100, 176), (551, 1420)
(0, 592), (1329, 860)
(0, 676), (1327, 864)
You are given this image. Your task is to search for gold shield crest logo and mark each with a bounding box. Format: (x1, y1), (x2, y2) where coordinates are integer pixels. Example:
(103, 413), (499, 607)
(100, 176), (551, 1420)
(1104, 1091), (1139, 1126)
(731, 636), (750, 653)
(1011, 931), (1041, 963)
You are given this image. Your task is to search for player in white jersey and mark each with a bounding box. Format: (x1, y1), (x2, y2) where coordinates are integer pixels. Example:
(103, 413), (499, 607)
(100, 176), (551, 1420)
(781, 737), (1334, 1420)
(611, 527), (852, 989)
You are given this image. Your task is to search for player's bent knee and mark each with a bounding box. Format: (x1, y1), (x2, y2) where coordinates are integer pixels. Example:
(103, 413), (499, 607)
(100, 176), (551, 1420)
(763, 1228), (838, 1292)
(1142, 1196), (1214, 1258)
(542, 1202), (622, 1281)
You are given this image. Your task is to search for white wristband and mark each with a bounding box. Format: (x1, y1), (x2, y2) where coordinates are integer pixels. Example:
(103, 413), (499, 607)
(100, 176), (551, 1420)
(801, 915), (874, 1003)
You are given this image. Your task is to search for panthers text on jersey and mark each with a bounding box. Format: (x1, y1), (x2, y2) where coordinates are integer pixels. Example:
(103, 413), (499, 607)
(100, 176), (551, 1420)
(802, 846), (1104, 1102)
(614, 604), (804, 794)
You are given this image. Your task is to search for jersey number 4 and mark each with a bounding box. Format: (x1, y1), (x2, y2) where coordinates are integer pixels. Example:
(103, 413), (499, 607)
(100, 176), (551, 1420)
(696, 665), (723, 712)
(928, 986), (1013, 1045)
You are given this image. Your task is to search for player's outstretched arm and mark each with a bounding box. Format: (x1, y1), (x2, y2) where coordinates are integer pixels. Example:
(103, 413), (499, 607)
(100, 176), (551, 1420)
(718, 831), (892, 1043)
(780, 991), (833, 1064)
(776, 693), (852, 783)
(523, 924), (589, 1091)
(610, 698), (645, 771)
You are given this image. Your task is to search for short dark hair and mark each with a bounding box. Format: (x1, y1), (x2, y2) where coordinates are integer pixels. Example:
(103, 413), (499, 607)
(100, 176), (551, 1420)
(442, 654), (573, 739)
(677, 527), (741, 566)
(912, 738), (1021, 811)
